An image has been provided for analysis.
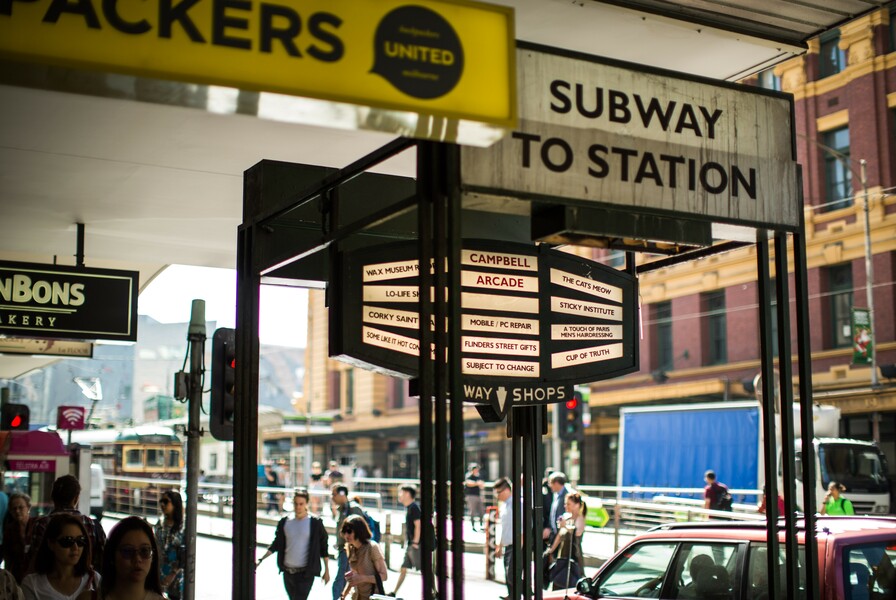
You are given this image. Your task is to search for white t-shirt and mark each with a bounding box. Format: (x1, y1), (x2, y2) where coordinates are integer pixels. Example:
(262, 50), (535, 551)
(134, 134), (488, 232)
(21, 572), (99, 600)
(284, 516), (311, 569)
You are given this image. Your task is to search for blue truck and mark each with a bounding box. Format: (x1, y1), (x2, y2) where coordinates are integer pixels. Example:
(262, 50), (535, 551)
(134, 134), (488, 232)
(617, 401), (890, 514)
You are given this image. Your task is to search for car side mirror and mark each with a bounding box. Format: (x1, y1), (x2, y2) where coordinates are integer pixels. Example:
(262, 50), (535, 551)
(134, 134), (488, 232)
(575, 576), (595, 597)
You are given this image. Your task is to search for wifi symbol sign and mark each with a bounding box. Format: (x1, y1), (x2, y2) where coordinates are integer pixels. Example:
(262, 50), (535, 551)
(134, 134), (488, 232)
(57, 406), (86, 430)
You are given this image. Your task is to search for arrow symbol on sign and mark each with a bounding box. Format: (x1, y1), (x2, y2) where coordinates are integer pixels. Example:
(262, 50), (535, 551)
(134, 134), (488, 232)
(496, 387), (507, 412)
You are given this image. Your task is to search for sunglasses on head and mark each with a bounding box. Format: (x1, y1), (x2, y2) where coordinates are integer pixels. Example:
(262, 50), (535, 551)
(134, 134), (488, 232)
(56, 536), (87, 549)
(118, 546), (154, 560)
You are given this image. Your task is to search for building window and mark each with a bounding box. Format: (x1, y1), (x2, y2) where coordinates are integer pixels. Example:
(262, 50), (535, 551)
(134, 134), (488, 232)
(345, 370), (354, 415)
(822, 127), (852, 211)
(757, 68), (781, 91)
(704, 291), (727, 365)
(827, 264), (853, 349)
(652, 302), (673, 371)
(327, 370), (341, 411)
(819, 31), (846, 78)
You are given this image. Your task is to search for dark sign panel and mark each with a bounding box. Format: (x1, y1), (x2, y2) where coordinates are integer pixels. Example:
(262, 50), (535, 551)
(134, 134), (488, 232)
(0, 261), (138, 342)
(331, 240), (638, 417)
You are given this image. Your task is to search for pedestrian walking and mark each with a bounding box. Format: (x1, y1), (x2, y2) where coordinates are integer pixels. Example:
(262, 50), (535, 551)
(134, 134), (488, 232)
(464, 464), (486, 531)
(153, 490), (184, 600)
(493, 477), (515, 600)
(544, 493), (587, 590)
(3, 493), (31, 583)
(21, 513), (99, 600)
(821, 481), (855, 515)
(256, 489), (330, 600)
(703, 470), (732, 512)
(263, 464), (283, 515)
(25, 476), (105, 575)
(308, 462), (325, 513)
(99, 516), (164, 600)
(340, 515), (386, 600)
(325, 462), (345, 487)
(387, 485), (421, 597)
(330, 484), (364, 600)
(543, 472), (571, 544)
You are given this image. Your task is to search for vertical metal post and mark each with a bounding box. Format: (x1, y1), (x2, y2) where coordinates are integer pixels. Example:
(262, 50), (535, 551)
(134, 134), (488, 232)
(859, 160), (878, 388)
(75, 223), (85, 268)
(511, 410), (521, 600)
(432, 142), (449, 598)
(756, 231), (780, 597)
(417, 141), (436, 600)
(445, 142), (466, 600)
(774, 232), (799, 595)
(522, 409), (532, 600)
(793, 170), (820, 600)
(182, 299), (205, 600)
(233, 225), (261, 600)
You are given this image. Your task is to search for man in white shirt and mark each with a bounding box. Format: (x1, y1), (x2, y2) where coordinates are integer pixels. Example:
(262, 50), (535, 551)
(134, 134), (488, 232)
(256, 489), (330, 600)
(493, 477), (515, 600)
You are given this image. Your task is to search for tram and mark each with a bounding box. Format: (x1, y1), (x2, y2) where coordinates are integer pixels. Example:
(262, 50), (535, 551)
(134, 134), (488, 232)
(69, 425), (184, 479)
(69, 425), (184, 513)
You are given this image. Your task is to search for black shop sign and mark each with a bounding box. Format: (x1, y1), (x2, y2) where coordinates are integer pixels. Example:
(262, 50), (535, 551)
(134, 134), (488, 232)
(0, 261), (138, 342)
(330, 240), (638, 417)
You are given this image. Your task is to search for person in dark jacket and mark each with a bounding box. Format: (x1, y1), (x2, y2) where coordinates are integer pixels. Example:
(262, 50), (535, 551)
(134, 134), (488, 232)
(256, 489), (330, 600)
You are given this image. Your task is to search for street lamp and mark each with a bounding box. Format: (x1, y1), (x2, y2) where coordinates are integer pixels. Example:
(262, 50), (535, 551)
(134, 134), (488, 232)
(808, 138), (877, 387)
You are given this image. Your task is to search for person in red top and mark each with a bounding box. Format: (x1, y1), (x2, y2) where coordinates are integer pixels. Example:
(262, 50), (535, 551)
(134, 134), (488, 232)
(758, 485), (786, 516)
(702, 470), (730, 510)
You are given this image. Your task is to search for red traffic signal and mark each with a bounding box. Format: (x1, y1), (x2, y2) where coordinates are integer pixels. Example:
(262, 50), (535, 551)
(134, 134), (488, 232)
(1, 403), (30, 431)
(565, 397), (579, 410)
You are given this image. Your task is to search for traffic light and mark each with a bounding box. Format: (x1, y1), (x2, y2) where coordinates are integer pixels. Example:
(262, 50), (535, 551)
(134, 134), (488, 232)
(210, 327), (236, 441)
(1, 403), (30, 430)
(557, 392), (585, 442)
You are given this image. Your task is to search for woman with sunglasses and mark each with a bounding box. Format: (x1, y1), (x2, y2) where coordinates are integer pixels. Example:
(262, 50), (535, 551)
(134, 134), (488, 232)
(21, 513), (98, 600)
(153, 492), (183, 600)
(339, 515), (386, 600)
(100, 517), (163, 600)
(4, 493), (32, 583)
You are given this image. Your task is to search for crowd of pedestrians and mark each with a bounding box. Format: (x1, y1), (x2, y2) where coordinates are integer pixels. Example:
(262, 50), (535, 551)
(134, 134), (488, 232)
(0, 474), (181, 600)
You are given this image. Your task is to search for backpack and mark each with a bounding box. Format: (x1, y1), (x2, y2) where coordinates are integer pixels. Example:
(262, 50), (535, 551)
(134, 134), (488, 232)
(363, 510), (382, 542)
(713, 484), (733, 511)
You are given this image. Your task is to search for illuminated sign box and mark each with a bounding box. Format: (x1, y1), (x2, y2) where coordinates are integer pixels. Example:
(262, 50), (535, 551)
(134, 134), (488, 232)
(0, 0), (516, 145)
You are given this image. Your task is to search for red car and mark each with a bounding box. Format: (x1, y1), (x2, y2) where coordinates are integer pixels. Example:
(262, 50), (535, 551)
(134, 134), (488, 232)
(545, 517), (896, 599)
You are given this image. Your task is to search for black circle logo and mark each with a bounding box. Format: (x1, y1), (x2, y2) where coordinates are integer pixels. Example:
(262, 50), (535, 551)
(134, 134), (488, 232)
(371, 5), (464, 100)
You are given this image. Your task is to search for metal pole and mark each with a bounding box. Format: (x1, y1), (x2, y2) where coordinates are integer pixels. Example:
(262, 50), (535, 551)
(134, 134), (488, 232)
(756, 232), (780, 598)
(183, 299), (206, 600)
(860, 160), (878, 388)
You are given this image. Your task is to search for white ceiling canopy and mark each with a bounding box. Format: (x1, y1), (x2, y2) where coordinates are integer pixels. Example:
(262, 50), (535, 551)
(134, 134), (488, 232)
(0, 0), (886, 378)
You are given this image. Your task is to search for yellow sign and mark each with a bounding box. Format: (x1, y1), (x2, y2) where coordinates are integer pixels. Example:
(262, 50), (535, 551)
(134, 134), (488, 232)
(0, 0), (516, 142)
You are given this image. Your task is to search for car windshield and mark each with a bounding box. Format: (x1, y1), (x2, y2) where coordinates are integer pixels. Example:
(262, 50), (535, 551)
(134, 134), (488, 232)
(819, 444), (890, 494)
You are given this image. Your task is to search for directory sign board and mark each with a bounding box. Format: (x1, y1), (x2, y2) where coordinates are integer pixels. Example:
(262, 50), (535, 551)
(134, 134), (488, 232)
(0, 0), (516, 144)
(461, 44), (800, 232)
(331, 240), (638, 417)
(0, 261), (138, 342)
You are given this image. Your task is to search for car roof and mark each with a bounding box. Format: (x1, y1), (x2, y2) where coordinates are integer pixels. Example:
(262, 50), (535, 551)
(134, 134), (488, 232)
(638, 517), (896, 543)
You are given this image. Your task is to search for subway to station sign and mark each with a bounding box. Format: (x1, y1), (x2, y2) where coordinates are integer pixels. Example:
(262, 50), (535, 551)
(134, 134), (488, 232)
(461, 43), (800, 231)
(0, 261), (138, 342)
(0, 0), (516, 139)
(330, 240), (638, 416)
